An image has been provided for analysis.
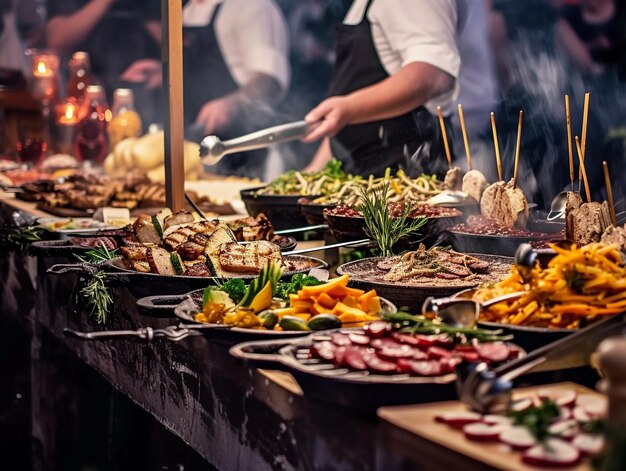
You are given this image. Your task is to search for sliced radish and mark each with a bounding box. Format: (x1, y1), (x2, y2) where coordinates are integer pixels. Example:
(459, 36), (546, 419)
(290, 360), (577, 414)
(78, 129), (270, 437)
(537, 388), (578, 408)
(427, 346), (452, 359)
(576, 394), (607, 418)
(573, 433), (605, 455)
(474, 342), (511, 363)
(483, 414), (514, 426)
(435, 411), (483, 428)
(363, 352), (397, 374)
(410, 360), (442, 377)
(370, 338), (401, 350)
(439, 357), (461, 374)
(362, 321), (390, 338)
(548, 420), (579, 440)
(396, 358), (413, 374)
(522, 438), (581, 467)
(332, 346), (347, 367)
(311, 341), (336, 361)
(412, 349), (429, 361)
(348, 333), (371, 346)
(376, 344), (413, 361)
(344, 347), (367, 370)
(556, 407), (572, 422)
(573, 406), (592, 423)
(510, 398), (533, 412)
(463, 422), (511, 441)
(390, 332), (420, 346)
(499, 426), (537, 450)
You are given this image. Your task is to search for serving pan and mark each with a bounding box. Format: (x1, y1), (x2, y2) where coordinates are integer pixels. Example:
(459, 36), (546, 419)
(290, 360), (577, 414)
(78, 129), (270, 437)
(48, 255), (328, 299)
(297, 198), (334, 226)
(31, 238), (118, 258)
(337, 254), (513, 311)
(229, 333), (524, 411)
(136, 289), (397, 340)
(240, 186), (322, 230)
(324, 211), (463, 245)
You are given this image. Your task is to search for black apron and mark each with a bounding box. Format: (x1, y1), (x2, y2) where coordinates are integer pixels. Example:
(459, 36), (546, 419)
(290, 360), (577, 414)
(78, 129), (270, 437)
(182, 1), (266, 177)
(328, 0), (452, 177)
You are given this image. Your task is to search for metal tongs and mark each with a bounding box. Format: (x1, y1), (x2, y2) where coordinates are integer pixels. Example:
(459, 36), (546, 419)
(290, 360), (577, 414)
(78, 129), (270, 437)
(200, 120), (320, 166)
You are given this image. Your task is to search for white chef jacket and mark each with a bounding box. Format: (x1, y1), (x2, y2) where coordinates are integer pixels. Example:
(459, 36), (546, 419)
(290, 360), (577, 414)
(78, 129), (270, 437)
(343, 0), (461, 115)
(182, 0), (290, 92)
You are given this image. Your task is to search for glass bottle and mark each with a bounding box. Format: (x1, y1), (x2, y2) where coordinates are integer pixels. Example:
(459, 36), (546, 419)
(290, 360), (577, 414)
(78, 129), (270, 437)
(108, 88), (142, 148)
(66, 51), (96, 103)
(74, 85), (109, 164)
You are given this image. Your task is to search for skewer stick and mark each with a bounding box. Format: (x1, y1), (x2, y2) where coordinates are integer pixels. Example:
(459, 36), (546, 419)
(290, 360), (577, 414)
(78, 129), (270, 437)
(436, 106), (452, 168)
(512, 110), (523, 188)
(490, 112), (503, 181)
(603, 161), (617, 226)
(457, 104), (472, 170)
(579, 92), (590, 191)
(575, 136), (591, 202)
(565, 95), (574, 191)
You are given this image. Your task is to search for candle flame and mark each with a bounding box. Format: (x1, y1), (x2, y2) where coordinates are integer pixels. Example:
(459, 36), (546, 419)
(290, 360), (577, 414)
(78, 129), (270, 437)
(65, 103), (76, 121)
(37, 61), (47, 75)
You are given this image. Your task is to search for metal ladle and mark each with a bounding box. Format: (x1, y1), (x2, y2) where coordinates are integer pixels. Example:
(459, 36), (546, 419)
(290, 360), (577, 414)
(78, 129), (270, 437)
(199, 120), (320, 166)
(547, 191), (569, 221)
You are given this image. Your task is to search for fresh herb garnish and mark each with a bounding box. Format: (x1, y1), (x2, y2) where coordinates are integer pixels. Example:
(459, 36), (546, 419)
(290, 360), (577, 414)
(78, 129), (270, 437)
(79, 271), (112, 324)
(358, 184), (427, 257)
(508, 399), (560, 441)
(275, 274), (323, 299)
(75, 244), (118, 264)
(0, 226), (42, 253)
(565, 269), (585, 292)
(382, 311), (513, 343)
(215, 278), (247, 304)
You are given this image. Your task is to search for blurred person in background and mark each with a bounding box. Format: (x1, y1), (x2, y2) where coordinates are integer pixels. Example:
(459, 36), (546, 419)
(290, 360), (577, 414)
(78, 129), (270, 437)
(46, 0), (161, 95)
(302, 0), (460, 177)
(556, 0), (619, 75)
(122, 0), (290, 178)
(0, 0), (28, 76)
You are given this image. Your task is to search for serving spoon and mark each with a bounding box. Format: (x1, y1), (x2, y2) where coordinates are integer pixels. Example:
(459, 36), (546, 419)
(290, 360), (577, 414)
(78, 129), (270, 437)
(200, 120), (320, 166)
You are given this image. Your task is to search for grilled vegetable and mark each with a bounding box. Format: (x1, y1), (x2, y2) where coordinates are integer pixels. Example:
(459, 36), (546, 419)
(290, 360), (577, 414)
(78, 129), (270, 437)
(239, 260), (283, 307)
(163, 209), (193, 230)
(218, 241), (282, 274)
(258, 310), (278, 329)
(280, 315), (311, 331)
(204, 227), (238, 277)
(308, 314), (341, 331)
(218, 278), (246, 304)
(275, 274), (324, 299)
(170, 252), (184, 275)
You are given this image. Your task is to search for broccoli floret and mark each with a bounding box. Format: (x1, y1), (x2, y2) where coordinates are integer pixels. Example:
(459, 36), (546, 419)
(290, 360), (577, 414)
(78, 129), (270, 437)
(275, 274), (323, 299)
(219, 279), (247, 304)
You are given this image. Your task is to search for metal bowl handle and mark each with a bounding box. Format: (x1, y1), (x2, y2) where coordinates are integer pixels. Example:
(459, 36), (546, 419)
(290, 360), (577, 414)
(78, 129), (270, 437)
(47, 263), (99, 276)
(136, 294), (188, 315)
(229, 338), (298, 368)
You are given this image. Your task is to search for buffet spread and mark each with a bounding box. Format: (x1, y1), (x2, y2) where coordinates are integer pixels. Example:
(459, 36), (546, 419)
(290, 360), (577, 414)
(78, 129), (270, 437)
(3, 96), (626, 471)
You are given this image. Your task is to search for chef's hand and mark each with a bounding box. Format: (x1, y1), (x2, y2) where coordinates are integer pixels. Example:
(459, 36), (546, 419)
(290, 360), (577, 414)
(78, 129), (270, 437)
(196, 94), (244, 135)
(302, 96), (355, 143)
(120, 59), (162, 90)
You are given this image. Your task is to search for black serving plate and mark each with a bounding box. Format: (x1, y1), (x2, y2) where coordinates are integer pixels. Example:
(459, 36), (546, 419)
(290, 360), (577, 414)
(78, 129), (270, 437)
(337, 254), (512, 311)
(230, 333), (523, 411)
(31, 239), (118, 258)
(48, 255), (328, 299)
(240, 186), (322, 231)
(324, 211), (463, 245)
(136, 288), (396, 338)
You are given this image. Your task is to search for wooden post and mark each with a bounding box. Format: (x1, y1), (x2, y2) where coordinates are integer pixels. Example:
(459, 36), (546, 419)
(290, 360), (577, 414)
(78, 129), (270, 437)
(162, 0), (186, 211)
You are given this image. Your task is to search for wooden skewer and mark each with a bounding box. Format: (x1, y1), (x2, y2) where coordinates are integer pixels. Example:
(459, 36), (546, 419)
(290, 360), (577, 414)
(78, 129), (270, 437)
(579, 92), (590, 191)
(437, 106), (452, 168)
(603, 161), (617, 226)
(457, 104), (472, 170)
(565, 95), (574, 191)
(575, 136), (591, 202)
(512, 110), (523, 188)
(490, 112), (503, 181)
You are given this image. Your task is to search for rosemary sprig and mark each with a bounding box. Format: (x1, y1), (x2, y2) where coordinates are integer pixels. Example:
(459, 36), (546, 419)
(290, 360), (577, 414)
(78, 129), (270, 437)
(358, 184), (427, 257)
(0, 226), (42, 253)
(80, 271), (112, 324)
(75, 244), (118, 264)
(382, 311), (513, 343)
(75, 243), (117, 324)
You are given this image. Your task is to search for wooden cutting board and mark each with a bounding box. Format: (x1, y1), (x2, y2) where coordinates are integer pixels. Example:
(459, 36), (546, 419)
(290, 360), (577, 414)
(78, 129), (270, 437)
(378, 382), (600, 471)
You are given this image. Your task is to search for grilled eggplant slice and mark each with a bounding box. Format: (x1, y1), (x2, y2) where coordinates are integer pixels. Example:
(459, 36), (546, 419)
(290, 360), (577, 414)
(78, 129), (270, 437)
(204, 227), (238, 277)
(218, 241), (282, 274)
(133, 215), (161, 245)
(146, 247), (177, 275)
(164, 210), (194, 230)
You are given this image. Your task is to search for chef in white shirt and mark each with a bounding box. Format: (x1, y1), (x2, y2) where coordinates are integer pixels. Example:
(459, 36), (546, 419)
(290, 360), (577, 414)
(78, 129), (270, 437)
(122, 0), (290, 176)
(303, 0), (461, 177)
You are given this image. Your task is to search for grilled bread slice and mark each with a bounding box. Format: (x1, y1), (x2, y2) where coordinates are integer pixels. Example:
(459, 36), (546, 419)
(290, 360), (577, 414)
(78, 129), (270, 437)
(218, 241), (282, 274)
(146, 247), (177, 275)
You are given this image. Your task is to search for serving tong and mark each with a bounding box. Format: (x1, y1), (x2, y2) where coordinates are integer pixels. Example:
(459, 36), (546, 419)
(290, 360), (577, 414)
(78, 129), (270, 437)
(200, 120), (320, 166)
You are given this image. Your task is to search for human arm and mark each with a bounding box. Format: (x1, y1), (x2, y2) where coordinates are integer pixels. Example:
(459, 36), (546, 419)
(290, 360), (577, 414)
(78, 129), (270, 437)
(46, 0), (114, 50)
(303, 62), (454, 142)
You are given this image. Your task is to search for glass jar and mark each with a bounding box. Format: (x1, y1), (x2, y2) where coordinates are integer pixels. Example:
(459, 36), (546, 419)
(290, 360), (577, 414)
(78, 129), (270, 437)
(74, 85), (109, 164)
(108, 88), (142, 148)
